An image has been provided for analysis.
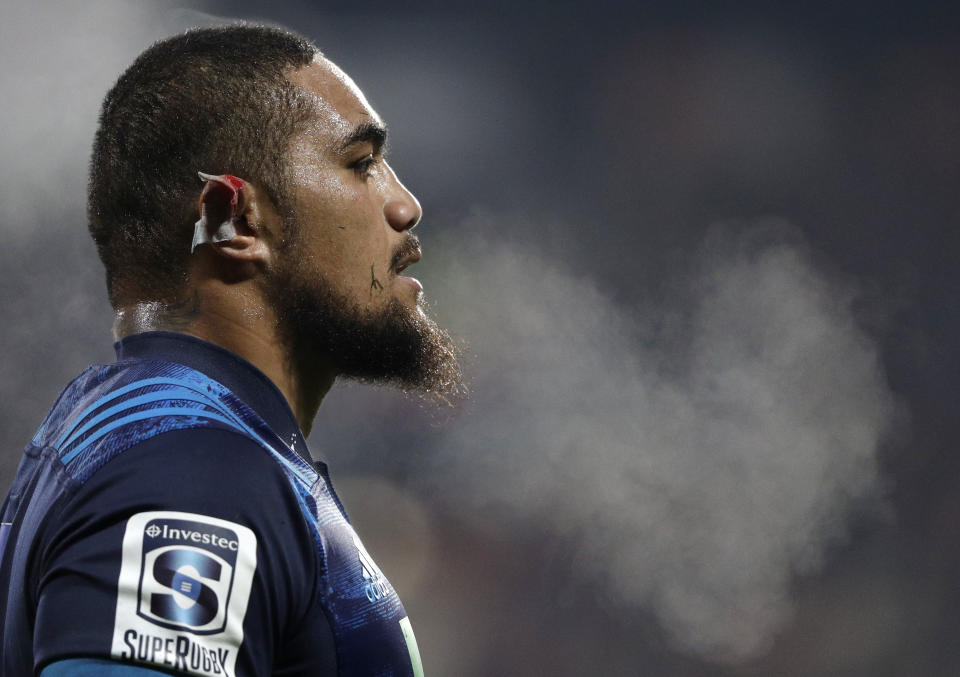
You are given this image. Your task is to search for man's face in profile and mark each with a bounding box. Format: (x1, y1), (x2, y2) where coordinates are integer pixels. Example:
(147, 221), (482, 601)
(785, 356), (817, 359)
(263, 56), (463, 397)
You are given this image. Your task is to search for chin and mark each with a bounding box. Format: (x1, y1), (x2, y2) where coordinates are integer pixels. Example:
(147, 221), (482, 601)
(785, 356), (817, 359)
(393, 285), (423, 310)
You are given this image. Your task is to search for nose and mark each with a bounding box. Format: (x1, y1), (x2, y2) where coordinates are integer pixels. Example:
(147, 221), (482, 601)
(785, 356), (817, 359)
(382, 171), (422, 232)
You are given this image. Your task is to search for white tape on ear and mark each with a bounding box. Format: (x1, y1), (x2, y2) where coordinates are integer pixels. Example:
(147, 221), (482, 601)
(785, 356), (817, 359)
(191, 171), (243, 252)
(191, 206), (238, 252)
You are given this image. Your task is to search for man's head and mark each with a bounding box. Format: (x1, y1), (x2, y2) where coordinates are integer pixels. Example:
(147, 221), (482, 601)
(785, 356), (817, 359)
(90, 24), (463, 399)
(89, 24), (317, 306)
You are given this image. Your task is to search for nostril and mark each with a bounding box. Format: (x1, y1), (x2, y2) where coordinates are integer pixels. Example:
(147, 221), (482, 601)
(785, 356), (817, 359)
(406, 209), (421, 231)
(383, 199), (421, 232)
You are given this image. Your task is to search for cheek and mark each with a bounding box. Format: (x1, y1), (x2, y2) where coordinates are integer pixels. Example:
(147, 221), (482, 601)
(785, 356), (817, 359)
(291, 174), (391, 296)
(295, 221), (385, 300)
(302, 175), (378, 234)
(295, 181), (362, 252)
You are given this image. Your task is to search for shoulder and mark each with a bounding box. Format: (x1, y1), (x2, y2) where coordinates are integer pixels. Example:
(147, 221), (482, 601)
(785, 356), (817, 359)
(36, 426), (320, 601)
(84, 425), (290, 493)
(48, 361), (260, 483)
(53, 426), (313, 547)
(32, 427), (321, 672)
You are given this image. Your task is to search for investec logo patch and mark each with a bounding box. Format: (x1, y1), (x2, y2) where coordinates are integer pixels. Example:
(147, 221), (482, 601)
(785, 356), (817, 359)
(138, 519), (239, 632)
(112, 511), (257, 677)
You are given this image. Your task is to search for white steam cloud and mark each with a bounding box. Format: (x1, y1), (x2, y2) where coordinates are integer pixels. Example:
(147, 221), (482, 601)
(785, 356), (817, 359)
(0, 1), (210, 237)
(422, 217), (896, 663)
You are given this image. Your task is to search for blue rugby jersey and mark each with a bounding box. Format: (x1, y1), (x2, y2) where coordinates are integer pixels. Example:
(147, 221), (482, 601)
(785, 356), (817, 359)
(0, 331), (424, 676)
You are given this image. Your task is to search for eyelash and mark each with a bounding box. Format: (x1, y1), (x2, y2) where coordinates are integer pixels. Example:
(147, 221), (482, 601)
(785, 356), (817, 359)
(353, 154), (379, 178)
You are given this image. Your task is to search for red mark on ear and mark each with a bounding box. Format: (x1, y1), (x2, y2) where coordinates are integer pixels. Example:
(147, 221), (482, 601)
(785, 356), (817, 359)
(222, 174), (245, 191)
(197, 172), (246, 212)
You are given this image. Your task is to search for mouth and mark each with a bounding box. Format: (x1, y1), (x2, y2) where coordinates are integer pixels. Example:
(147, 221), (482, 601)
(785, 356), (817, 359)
(391, 245), (424, 296)
(393, 248), (422, 276)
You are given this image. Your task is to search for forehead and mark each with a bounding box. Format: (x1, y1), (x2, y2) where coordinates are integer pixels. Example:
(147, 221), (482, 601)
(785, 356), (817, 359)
(286, 56), (383, 148)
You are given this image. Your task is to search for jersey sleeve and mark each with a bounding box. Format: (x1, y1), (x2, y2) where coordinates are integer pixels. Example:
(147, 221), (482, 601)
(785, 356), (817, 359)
(42, 658), (173, 676)
(30, 427), (330, 677)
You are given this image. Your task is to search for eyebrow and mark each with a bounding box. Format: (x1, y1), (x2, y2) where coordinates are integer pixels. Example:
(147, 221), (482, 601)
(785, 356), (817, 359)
(336, 120), (388, 155)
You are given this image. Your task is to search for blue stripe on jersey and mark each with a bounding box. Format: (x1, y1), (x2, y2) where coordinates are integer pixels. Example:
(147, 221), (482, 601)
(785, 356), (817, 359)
(54, 373), (317, 488)
(60, 408), (242, 464)
(290, 478), (324, 552)
(57, 388), (225, 450)
(54, 376), (208, 448)
(41, 658), (171, 676)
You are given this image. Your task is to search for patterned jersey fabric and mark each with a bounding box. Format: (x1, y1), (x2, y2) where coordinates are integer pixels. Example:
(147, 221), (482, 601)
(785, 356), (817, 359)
(0, 332), (423, 676)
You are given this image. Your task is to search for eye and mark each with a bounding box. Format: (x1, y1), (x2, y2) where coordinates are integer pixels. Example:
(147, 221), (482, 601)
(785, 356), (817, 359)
(352, 153), (379, 179)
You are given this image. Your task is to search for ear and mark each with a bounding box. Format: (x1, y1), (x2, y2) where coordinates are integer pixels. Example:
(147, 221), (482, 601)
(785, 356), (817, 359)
(192, 171), (273, 263)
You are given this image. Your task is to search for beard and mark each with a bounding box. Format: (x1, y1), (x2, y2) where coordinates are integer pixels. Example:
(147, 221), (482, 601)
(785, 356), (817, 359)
(262, 252), (465, 404)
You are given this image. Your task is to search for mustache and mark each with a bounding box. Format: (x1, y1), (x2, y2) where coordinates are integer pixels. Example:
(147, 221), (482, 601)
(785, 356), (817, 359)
(390, 234), (421, 271)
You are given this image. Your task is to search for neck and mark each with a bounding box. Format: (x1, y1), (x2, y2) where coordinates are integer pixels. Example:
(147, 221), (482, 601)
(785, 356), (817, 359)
(114, 287), (335, 437)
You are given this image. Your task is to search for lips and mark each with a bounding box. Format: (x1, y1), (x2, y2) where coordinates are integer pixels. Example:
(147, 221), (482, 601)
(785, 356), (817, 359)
(393, 248), (421, 276)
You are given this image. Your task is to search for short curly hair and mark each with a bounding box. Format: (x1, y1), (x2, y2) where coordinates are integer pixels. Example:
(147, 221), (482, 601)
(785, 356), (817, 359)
(88, 24), (320, 307)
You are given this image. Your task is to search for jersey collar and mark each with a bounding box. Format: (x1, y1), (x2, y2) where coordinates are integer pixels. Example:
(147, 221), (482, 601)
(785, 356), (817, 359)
(113, 331), (310, 464)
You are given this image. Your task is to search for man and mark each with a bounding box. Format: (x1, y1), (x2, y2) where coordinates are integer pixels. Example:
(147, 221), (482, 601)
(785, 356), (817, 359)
(0, 23), (462, 676)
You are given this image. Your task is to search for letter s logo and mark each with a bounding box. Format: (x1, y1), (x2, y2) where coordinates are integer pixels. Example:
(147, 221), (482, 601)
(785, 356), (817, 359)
(137, 545), (234, 633)
(149, 549), (222, 627)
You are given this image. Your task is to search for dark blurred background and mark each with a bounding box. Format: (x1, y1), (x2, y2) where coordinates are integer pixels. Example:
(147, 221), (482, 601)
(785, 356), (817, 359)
(1, 1), (958, 674)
